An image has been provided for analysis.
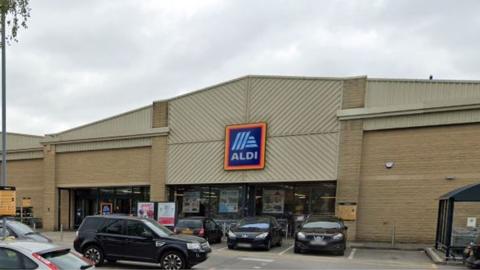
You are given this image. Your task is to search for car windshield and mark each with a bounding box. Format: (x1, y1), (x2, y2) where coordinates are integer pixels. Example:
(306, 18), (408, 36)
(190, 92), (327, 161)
(143, 219), (173, 237)
(302, 221), (342, 229)
(42, 249), (92, 270)
(177, 219), (203, 229)
(237, 218), (270, 231)
(6, 221), (34, 235)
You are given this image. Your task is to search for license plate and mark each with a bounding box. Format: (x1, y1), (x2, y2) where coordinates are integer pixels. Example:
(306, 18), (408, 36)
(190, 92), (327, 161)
(237, 243), (252, 248)
(182, 229), (193, 235)
(311, 240), (326, 246)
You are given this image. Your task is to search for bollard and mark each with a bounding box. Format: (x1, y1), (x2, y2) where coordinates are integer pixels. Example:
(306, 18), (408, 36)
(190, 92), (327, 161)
(391, 223), (396, 248)
(60, 224), (64, 242)
(33, 222), (36, 231)
(285, 223), (288, 241)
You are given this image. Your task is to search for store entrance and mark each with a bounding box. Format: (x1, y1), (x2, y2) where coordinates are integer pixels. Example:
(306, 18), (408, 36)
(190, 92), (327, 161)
(69, 186), (150, 228)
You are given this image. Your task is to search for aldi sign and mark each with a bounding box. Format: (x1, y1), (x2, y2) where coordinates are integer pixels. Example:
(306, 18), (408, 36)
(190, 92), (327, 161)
(224, 123), (266, 170)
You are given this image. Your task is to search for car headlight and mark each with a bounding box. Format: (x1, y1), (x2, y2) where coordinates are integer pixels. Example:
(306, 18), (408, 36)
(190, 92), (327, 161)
(186, 242), (201, 250)
(255, 232), (269, 239)
(228, 231), (236, 239)
(333, 233), (344, 240)
(297, 232), (306, 240)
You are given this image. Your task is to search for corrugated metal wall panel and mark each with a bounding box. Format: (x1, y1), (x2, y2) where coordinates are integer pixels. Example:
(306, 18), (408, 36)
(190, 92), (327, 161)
(167, 76), (342, 185)
(167, 133), (338, 184)
(51, 106), (153, 141)
(244, 133), (338, 182)
(56, 138), (152, 153)
(167, 141), (243, 184)
(7, 151), (43, 160)
(168, 80), (247, 144)
(0, 134), (43, 150)
(249, 78), (342, 135)
(364, 110), (480, 130)
(366, 80), (480, 108)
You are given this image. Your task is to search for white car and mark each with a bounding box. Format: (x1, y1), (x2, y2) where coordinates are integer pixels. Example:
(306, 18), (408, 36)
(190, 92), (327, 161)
(0, 240), (94, 270)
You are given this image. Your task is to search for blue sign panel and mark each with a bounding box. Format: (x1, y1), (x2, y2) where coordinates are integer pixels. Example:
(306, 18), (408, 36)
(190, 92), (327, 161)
(224, 123), (266, 170)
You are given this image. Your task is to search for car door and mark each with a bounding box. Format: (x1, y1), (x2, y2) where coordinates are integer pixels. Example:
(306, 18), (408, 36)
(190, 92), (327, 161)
(125, 220), (157, 262)
(97, 219), (127, 258)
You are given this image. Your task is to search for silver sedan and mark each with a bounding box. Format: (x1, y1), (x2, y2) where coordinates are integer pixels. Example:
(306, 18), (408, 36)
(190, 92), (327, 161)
(0, 240), (94, 270)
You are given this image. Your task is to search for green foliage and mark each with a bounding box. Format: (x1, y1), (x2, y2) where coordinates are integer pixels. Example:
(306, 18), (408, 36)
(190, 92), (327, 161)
(1, 0), (31, 44)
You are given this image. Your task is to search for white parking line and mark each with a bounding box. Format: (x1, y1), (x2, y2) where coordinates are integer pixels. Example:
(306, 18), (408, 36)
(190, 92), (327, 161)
(215, 247), (228, 252)
(239, 257), (274, 263)
(278, 245), (294, 255)
(348, 248), (356, 259)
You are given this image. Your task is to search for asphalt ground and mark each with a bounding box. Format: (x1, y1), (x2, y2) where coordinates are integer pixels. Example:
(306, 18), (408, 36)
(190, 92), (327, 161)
(96, 240), (462, 270)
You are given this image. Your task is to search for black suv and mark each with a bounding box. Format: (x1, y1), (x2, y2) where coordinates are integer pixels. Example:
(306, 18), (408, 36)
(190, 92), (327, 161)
(74, 215), (211, 269)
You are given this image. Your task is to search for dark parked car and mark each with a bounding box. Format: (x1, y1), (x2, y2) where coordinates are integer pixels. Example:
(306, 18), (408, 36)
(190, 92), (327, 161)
(227, 216), (283, 250)
(74, 215), (211, 269)
(175, 217), (223, 244)
(0, 220), (52, 243)
(294, 216), (347, 255)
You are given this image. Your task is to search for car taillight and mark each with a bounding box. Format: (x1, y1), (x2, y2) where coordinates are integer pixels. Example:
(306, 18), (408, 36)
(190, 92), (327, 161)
(199, 228), (205, 236)
(32, 253), (59, 270)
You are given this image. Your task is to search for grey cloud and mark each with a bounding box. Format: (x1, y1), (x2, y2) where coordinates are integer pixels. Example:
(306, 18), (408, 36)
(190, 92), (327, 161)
(3, 0), (480, 135)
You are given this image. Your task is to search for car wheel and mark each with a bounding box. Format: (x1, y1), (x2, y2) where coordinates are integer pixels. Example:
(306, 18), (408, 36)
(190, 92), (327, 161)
(161, 250), (186, 270)
(83, 245), (104, 266)
(228, 244), (235, 249)
(294, 246), (301, 254)
(216, 236), (222, 243)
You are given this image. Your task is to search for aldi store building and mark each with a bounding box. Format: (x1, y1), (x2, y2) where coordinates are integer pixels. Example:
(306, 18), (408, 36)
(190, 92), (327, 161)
(3, 75), (480, 244)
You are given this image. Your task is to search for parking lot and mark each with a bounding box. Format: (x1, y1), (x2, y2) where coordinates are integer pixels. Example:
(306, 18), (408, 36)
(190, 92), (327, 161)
(42, 232), (463, 269)
(99, 242), (459, 270)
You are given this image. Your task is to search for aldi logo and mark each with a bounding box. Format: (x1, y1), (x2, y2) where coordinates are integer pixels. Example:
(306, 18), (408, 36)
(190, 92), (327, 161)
(224, 123), (266, 170)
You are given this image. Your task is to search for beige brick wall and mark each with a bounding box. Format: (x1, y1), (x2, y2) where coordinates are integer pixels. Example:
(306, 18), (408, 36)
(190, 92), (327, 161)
(453, 202), (480, 230)
(152, 101), (168, 128)
(342, 78), (366, 109)
(357, 124), (480, 244)
(336, 120), (364, 240)
(336, 77), (367, 240)
(43, 145), (57, 230)
(56, 147), (151, 187)
(1, 159), (44, 218)
(150, 136), (167, 201)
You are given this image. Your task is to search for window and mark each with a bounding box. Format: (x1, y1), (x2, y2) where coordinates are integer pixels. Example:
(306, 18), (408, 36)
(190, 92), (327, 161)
(127, 220), (153, 237)
(80, 217), (104, 232)
(0, 248), (37, 269)
(102, 219), (124, 234)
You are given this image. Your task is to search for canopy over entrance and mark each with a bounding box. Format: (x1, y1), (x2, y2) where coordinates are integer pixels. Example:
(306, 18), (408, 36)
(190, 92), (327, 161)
(436, 183), (480, 259)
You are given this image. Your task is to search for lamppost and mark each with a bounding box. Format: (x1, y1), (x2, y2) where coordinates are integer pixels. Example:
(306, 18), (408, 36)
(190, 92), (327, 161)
(0, 0), (7, 239)
(1, 0), (6, 189)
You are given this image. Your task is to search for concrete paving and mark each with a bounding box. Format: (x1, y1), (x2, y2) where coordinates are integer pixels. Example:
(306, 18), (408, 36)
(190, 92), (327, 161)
(42, 231), (464, 269)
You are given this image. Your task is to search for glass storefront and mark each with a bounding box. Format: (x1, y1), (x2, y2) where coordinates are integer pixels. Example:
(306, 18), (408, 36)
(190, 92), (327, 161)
(169, 181), (336, 234)
(72, 186), (150, 228)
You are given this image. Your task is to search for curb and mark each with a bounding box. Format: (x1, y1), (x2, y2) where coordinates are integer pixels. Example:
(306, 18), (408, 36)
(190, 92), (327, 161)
(424, 247), (446, 265)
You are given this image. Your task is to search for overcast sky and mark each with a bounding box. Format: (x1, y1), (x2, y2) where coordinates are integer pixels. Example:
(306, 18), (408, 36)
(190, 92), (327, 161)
(4, 0), (480, 135)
